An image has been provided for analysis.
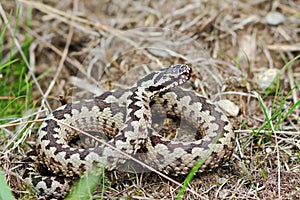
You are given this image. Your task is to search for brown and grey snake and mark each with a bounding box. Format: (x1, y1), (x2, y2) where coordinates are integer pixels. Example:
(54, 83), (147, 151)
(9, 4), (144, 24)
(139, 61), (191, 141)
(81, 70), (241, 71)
(24, 64), (235, 199)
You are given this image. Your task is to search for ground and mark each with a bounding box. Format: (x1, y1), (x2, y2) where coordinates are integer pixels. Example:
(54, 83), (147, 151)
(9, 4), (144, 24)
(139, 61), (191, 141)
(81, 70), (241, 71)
(0, 0), (300, 199)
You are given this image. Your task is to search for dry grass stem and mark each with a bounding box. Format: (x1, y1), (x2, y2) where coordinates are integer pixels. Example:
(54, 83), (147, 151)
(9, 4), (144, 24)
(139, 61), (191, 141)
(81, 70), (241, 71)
(1, 0), (299, 199)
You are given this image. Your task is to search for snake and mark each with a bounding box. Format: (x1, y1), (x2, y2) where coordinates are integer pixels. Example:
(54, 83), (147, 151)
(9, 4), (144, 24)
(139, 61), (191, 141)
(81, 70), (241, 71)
(23, 64), (235, 199)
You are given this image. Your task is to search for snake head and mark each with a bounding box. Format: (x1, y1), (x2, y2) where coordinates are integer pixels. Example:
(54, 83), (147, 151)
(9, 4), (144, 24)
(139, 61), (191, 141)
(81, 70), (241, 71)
(166, 64), (192, 85)
(151, 64), (192, 92)
(135, 64), (192, 95)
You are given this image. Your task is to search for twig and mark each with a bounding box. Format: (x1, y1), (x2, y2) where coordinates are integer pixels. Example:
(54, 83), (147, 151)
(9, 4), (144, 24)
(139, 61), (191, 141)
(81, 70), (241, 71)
(42, 1), (76, 111)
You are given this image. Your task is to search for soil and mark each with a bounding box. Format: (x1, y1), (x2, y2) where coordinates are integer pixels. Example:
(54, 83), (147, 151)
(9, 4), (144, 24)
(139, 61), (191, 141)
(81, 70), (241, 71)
(1, 0), (300, 199)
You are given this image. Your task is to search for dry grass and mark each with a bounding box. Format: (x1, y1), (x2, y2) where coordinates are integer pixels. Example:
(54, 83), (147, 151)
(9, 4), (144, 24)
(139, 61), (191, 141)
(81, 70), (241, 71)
(1, 0), (300, 199)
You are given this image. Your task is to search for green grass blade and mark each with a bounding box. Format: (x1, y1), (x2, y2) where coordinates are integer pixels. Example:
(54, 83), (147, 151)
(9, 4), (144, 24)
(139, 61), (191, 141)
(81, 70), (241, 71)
(0, 168), (15, 200)
(66, 164), (104, 200)
(279, 55), (300, 73)
(255, 92), (271, 130)
(282, 99), (300, 122)
(0, 59), (19, 70)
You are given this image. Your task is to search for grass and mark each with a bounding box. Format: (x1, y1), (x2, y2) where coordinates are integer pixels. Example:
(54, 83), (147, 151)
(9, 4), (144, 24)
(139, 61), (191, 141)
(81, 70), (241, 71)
(66, 164), (105, 200)
(0, 4), (35, 199)
(242, 55), (300, 197)
(0, 168), (15, 200)
(252, 55), (300, 146)
(1, 1), (300, 199)
(0, 4), (33, 125)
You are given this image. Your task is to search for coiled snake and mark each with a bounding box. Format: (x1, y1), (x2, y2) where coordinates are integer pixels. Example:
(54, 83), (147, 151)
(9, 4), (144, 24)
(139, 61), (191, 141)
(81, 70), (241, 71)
(24, 64), (235, 198)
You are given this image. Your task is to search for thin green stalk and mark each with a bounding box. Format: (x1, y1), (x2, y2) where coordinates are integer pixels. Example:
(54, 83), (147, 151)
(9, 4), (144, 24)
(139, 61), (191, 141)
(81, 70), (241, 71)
(0, 168), (15, 200)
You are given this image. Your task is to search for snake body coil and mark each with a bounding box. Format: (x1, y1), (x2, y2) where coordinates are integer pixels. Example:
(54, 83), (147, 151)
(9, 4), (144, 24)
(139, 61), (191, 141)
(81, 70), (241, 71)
(25, 64), (235, 198)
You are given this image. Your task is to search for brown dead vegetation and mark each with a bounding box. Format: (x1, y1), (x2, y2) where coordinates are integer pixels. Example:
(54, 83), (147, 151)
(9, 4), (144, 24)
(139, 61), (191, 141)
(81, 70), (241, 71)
(1, 0), (299, 199)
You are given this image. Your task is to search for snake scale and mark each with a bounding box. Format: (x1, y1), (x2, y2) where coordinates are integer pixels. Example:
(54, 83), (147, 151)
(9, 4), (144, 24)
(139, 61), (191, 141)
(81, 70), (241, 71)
(24, 64), (235, 199)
